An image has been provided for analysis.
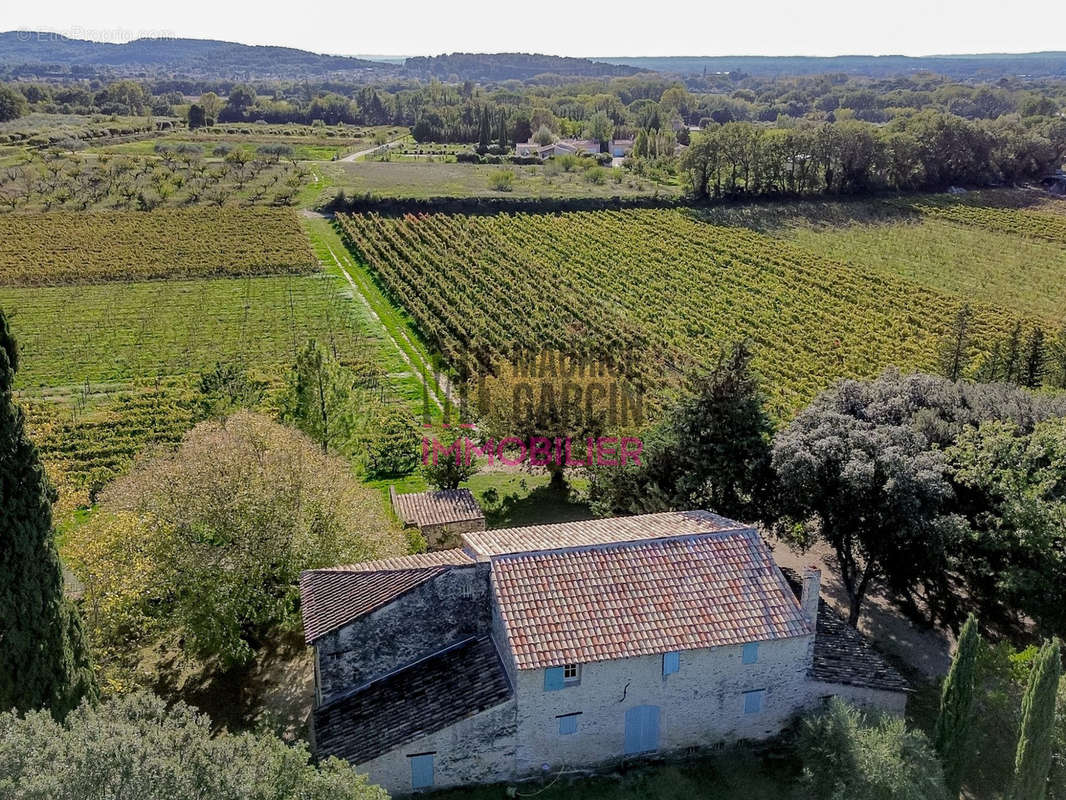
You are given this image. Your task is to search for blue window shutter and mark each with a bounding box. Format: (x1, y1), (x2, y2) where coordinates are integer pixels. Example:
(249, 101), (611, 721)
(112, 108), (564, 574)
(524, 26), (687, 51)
(558, 714), (578, 735)
(544, 666), (565, 691)
(410, 754), (434, 789)
(662, 651), (680, 676)
(743, 690), (764, 714)
(742, 642), (759, 664)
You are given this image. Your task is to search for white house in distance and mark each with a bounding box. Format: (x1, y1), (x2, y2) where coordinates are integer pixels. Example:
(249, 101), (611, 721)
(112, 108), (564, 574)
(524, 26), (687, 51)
(300, 511), (908, 796)
(515, 138), (635, 159)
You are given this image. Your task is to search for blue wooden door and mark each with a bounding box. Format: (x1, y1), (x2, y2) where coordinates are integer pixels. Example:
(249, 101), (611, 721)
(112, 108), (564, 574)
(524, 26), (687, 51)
(410, 753), (434, 789)
(624, 705), (661, 755)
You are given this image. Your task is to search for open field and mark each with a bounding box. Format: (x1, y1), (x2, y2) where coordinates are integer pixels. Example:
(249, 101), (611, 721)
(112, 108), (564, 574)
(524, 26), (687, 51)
(337, 208), (1021, 416)
(0, 208), (316, 285)
(313, 160), (679, 204)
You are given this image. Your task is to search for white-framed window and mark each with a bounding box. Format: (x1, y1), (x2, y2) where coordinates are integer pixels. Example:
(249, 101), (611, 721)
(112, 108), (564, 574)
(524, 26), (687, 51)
(563, 663), (581, 684)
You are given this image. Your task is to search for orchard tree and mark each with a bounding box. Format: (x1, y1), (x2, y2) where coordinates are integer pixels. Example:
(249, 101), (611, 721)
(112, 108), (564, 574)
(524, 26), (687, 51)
(0, 309), (97, 717)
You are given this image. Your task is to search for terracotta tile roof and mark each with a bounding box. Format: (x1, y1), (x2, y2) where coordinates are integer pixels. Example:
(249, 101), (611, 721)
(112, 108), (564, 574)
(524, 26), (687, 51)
(780, 568), (910, 693)
(299, 550), (475, 643)
(491, 530), (811, 670)
(463, 510), (747, 559)
(393, 489), (484, 528)
(313, 636), (513, 765)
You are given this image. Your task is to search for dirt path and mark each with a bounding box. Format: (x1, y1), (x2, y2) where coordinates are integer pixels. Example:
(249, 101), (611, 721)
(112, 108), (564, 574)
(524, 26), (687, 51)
(769, 538), (954, 680)
(321, 241), (454, 413)
(338, 138), (406, 163)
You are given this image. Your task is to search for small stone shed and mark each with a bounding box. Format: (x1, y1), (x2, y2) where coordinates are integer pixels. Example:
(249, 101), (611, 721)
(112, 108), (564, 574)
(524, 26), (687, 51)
(390, 487), (486, 550)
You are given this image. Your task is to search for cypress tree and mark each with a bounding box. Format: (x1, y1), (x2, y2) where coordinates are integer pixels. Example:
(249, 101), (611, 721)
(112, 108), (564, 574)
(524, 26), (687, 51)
(477, 107), (491, 153)
(939, 304), (973, 382)
(1008, 637), (1062, 800)
(1003, 322), (1023, 384)
(0, 309), (97, 718)
(934, 613), (981, 796)
(1049, 324), (1066, 389)
(1022, 327), (1047, 388)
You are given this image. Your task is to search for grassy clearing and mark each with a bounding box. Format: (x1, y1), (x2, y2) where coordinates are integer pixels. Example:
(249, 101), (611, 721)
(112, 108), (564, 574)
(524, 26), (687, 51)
(303, 214), (448, 416)
(313, 160), (678, 203)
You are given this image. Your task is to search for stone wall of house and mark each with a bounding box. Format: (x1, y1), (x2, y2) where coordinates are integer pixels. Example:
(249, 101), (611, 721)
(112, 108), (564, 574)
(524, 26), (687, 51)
(510, 633), (815, 776)
(421, 518), (486, 551)
(356, 699), (518, 796)
(807, 681), (909, 715)
(315, 564), (492, 704)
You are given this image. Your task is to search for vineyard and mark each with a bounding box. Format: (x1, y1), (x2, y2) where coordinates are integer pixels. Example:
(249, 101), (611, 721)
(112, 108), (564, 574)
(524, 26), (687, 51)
(0, 274), (372, 387)
(909, 199), (1066, 245)
(2, 269), (382, 498)
(336, 208), (1020, 416)
(0, 208), (317, 286)
(788, 211), (1066, 326)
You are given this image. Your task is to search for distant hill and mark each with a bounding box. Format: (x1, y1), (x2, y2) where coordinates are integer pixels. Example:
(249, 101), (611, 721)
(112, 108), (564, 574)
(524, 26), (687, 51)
(601, 53), (1066, 78)
(403, 52), (645, 81)
(0, 32), (387, 79)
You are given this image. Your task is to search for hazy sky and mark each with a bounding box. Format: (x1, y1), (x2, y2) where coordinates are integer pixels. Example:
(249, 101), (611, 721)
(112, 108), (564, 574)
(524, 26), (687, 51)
(8, 0), (1066, 58)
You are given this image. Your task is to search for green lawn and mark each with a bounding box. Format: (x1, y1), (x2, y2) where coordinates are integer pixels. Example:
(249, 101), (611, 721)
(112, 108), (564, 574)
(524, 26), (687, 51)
(428, 750), (800, 800)
(311, 160), (679, 204)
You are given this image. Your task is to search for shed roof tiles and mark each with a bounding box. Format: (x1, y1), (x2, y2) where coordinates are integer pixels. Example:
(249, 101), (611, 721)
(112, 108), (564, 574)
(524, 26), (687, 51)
(393, 489), (484, 528)
(313, 636), (512, 765)
(299, 550), (475, 643)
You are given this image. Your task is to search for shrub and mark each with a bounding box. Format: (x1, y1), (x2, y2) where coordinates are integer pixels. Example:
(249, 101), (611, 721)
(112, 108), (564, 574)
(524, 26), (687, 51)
(488, 169), (515, 192)
(0, 692), (388, 800)
(65, 412), (400, 668)
(584, 166), (608, 185)
(799, 698), (947, 800)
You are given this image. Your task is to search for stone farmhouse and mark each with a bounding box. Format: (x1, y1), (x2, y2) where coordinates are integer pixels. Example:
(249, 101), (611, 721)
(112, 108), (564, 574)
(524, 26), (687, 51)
(300, 510), (907, 796)
(390, 487), (486, 550)
(515, 138), (635, 159)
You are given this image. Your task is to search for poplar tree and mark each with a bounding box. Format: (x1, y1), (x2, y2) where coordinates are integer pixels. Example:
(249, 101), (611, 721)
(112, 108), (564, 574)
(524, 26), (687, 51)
(934, 614), (981, 796)
(0, 309), (97, 718)
(1009, 638), (1062, 800)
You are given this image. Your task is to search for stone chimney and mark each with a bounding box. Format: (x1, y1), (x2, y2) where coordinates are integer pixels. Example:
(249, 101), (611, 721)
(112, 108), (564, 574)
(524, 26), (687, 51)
(800, 566), (821, 631)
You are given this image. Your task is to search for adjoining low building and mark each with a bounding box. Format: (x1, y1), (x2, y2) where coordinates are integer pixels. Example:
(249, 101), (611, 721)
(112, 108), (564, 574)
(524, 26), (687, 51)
(390, 487), (486, 550)
(301, 510), (908, 796)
